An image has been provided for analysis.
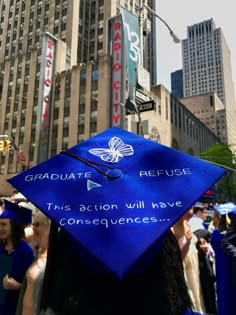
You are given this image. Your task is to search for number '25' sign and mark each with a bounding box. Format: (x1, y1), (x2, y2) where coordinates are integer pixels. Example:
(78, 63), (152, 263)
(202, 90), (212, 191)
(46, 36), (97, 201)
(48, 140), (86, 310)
(121, 8), (141, 89)
(124, 22), (141, 64)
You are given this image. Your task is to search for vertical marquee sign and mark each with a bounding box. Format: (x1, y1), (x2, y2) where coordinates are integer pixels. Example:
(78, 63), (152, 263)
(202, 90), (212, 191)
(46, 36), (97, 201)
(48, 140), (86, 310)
(35, 32), (57, 163)
(107, 15), (126, 127)
(107, 9), (141, 127)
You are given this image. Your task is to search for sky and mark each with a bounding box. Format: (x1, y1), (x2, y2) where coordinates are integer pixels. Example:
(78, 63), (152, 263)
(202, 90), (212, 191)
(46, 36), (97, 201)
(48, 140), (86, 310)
(155, 0), (236, 96)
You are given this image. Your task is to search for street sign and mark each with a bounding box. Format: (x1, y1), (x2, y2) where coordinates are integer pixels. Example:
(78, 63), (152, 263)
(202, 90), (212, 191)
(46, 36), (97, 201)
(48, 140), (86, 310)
(138, 100), (155, 112)
(125, 99), (155, 115)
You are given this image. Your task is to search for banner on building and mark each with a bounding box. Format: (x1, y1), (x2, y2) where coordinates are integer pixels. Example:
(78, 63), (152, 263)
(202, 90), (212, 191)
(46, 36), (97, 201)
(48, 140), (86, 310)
(107, 15), (126, 127)
(121, 7), (141, 113)
(36, 32), (57, 163)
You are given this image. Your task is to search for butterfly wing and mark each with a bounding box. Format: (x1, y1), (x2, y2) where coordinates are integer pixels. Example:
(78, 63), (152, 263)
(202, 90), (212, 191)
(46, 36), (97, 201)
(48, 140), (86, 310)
(89, 137), (134, 163)
(89, 148), (118, 163)
(109, 137), (134, 157)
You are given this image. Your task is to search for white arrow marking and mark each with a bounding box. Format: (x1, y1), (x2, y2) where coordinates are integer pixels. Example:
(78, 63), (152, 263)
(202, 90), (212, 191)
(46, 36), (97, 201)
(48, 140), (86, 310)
(87, 179), (102, 191)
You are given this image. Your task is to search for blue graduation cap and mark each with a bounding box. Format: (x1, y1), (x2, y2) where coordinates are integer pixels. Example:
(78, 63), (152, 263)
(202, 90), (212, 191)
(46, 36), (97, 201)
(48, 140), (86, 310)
(213, 202), (236, 215)
(0, 199), (32, 225)
(7, 127), (225, 278)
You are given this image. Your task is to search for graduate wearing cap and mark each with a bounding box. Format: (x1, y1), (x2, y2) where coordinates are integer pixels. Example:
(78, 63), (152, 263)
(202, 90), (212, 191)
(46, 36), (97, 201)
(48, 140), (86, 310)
(38, 227), (206, 315)
(7, 127), (226, 315)
(208, 202), (236, 315)
(0, 200), (35, 315)
(211, 202), (236, 233)
(213, 207), (236, 315)
(221, 211), (236, 284)
(208, 210), (226, 234)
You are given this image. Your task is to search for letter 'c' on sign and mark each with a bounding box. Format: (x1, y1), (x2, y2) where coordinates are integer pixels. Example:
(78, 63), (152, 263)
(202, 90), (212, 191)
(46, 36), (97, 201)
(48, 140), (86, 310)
(113, 81), (120, 90)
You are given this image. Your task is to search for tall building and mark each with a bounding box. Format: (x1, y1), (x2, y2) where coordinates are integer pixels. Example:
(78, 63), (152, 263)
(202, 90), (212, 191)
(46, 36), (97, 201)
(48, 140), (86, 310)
(181, 18), (236, 147)
(180, 92), (226, 143)
(0, 1), (222, 195)
(0, 0), (158, 194)
(171, 69), (183, 99)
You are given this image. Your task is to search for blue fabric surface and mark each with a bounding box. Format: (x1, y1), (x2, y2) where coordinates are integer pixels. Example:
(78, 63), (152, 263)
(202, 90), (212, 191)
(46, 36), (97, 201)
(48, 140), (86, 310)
(8, 127), (225, 278)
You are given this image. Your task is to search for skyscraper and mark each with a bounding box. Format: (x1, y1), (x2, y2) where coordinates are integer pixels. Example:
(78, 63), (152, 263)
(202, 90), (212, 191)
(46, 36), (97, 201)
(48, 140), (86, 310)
(171, 69), (183, 99)
(181, 18), (236, 147)
(0, 0), (158, 194)
(0, 1), (221, 196)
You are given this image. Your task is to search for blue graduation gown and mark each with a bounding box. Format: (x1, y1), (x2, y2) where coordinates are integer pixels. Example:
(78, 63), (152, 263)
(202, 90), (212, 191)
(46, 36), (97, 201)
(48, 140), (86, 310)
(211, 230), (236, 315)
(0, 240), (34, 315)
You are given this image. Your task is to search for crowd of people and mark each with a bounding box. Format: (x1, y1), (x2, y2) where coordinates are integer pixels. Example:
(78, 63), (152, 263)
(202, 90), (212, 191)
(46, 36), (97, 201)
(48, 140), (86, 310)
(173, 201), (236, 315)
(0, 193), (235, 315)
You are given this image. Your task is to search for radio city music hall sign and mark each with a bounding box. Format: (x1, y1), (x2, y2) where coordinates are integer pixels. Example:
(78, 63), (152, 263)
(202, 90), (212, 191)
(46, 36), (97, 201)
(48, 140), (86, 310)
(111, 19), (123, 126)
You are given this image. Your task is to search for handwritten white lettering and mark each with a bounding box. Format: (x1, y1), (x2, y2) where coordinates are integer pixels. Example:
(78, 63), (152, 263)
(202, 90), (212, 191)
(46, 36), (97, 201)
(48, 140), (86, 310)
(79, 203), (118, 212)
(46, 203), (71, 211)
(152, 201), (183, 208)
(24, 172), (92, 181)
(139, 168), (191, 177)
(59, 216), (170, 228)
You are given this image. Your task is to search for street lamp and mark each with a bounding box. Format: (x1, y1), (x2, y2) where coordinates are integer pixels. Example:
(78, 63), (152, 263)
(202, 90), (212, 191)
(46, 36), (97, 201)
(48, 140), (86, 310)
(139, 2), (180, 43)
(123, 3), (180, 135)
(130, 3), (180, 135)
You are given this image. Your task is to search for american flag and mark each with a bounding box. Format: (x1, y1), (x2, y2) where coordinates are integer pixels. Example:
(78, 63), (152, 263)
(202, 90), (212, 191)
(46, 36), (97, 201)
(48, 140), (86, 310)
(10, 135), (26, 167)
(15, 150), (26, 166)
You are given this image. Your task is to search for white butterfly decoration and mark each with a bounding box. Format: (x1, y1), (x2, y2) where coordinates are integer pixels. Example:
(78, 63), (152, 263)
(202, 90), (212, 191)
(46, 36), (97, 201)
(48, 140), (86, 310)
(89, 137), (134, 163)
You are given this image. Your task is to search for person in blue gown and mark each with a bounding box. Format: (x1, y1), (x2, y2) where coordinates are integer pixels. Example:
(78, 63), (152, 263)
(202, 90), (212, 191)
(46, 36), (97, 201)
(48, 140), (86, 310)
(218, 213), (236, 315)
(0, 204), (35, 315)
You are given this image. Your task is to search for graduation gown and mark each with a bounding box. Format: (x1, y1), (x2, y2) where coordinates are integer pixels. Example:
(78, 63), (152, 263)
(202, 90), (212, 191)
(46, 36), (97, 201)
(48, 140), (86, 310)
(221, 213), (236, 286)
(211, 229), (236, 315)
(0, 241), (34, 315)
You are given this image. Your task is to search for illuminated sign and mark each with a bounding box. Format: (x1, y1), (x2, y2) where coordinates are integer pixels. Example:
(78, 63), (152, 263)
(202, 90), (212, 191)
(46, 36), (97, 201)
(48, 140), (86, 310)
(108, 11), (140, 126)
(36, 33), (57, 163)
(111, 18), (122, 126)
(42, 38), (54, 132)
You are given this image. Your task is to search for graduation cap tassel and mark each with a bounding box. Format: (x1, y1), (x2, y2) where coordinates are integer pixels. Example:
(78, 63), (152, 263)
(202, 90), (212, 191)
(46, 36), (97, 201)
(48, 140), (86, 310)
(225, 213), (231, 227)
(61, 151), (123, 179)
